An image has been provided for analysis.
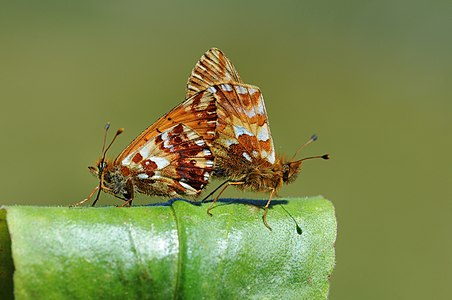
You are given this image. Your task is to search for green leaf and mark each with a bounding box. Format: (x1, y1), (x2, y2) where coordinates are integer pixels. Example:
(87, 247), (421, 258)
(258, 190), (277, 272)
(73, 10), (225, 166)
(0, 197), (336, 299)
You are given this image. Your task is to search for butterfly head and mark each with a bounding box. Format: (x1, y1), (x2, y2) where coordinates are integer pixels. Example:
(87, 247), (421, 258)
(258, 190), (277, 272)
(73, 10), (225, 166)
(282, 134), (330, 184)
(88, 159), (112, 179)
(89, 123), (123, 179)
(282, 154), (329, 184)
(86, 124), (124, 205)
(282, 160), (303, 184)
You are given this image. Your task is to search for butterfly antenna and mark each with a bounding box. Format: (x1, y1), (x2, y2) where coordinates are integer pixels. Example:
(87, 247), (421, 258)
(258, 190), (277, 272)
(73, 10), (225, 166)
(100, 122), (110, 157)
(298, 153), (330, 162)
(290, 134), (318, 161)
(102, 127), (124, 162)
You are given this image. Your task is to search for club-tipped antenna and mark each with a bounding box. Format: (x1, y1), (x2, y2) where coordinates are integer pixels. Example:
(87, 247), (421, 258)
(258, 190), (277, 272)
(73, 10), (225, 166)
(299, 154), (330, 162)
(100, 122), (110, 156)
(100, 124), (124, 163)
(103, 128), (124, 158)
(290, 134), (318, 161)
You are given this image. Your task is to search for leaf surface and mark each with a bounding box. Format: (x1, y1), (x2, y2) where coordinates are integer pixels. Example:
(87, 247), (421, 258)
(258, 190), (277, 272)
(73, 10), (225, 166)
(1, 197), (336, 299)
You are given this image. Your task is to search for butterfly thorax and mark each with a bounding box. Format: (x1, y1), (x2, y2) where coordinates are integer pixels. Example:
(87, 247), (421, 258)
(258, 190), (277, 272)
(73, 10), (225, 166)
(213, 148), (285, 192)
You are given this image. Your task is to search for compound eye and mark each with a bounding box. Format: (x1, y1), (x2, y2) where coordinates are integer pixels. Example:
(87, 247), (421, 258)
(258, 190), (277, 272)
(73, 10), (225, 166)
(282, 165), (290, 182)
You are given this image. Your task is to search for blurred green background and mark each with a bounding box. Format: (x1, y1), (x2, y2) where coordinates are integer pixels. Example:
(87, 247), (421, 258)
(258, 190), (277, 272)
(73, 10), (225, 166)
(1, 0), (451, 299)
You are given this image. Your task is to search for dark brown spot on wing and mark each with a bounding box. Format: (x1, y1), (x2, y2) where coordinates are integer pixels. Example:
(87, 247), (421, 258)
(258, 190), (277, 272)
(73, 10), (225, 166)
(173, 123), (184, 134)
(142, 159), (158, 171)
(132, 153), (143, 164)
(121, 166), (131, 177)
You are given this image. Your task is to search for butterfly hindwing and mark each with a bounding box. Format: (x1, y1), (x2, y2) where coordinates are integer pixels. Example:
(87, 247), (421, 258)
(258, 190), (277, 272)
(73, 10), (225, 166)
(209, 84), (276, 166)
(186, 48), (276, 166)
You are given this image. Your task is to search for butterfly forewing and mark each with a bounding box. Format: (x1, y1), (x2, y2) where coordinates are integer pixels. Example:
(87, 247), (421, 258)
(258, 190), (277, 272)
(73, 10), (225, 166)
(120, 123), (214, 196)
(116, 91), (217, 164)
(186, 48), (243, 99)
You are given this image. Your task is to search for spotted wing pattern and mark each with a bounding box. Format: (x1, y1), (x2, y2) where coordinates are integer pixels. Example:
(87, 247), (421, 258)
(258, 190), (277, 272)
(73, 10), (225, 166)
(120, 123), (214, 196)
(186, 48), (243, 99)
(208, 84), (276, 167)
(186, 48), (276, 168)
(116, 91), (217, 164)
(113, 92), (218, 197)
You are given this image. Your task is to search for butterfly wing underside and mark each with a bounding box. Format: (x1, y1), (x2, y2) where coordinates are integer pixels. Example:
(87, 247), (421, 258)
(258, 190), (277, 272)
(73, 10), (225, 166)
(210, 84), (276, 166)
(119, 123), (214, 196)
(116, 92), (217, 163)
(114, 93), (218, 196)
(186, 48), (276, 167)
(186, 48), (243, 99)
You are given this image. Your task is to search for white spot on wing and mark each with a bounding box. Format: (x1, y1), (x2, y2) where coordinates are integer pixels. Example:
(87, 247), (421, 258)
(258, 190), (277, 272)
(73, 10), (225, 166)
(225, 139), (239, 146)
(151, 174), (164, 180)
(235, 85), (247, 94)
(122, 155), (132, 166)
(256, 96), (266, 115)
(242, 152), (252, 162)
(245, 107), (256, 118)
(252, 150), (259, 157)
(195, 139), (205, 146)
(139, 147), (151, 159)
(267, 150), (276, 164)
(150, 156), (170, 169)
(163, 140), (171, 149)
(203, 149), (212, 156)
(191, 73), (203, 82)
(208, 86), (217, 93)
(233, 125), (254, 138)
(204, 171), (210, 181)
(137, 173), (149, 179)
(221, 84), (232, 92)
(249, 88), (257, 95)
(180, 181), (197, 192)
(257, 124), (270, 141)
(161, 131), (169, 141)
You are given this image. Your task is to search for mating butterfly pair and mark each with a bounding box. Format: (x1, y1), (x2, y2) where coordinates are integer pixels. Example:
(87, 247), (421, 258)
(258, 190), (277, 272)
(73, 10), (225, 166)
(77, 48), (329, 229)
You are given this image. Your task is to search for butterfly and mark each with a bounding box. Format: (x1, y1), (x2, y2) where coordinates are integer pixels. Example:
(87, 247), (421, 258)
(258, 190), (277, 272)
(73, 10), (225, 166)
(186, 48), (329, 229)
(75, 91), (218, 207)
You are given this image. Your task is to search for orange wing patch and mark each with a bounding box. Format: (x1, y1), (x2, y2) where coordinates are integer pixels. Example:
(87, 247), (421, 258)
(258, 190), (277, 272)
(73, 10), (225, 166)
(210, 83), (276, 165)
(115, 91), (217, 164)
(122, 123), (214, 196)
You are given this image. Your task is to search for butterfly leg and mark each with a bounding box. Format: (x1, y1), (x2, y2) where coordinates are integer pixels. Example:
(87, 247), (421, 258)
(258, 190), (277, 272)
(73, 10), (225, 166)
(263, 188), (276, 230)
(207, 181), (245, 216)
(71, 185), (99, 207)
(119, 198), (133, 207)
(117, 180), (134, 207)
(202, 180), (230, 203)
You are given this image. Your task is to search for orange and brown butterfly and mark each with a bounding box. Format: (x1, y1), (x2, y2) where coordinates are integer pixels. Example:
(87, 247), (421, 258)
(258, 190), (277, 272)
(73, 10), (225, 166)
(75, 92), (218, 207)
(186, 48), (329, 229)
